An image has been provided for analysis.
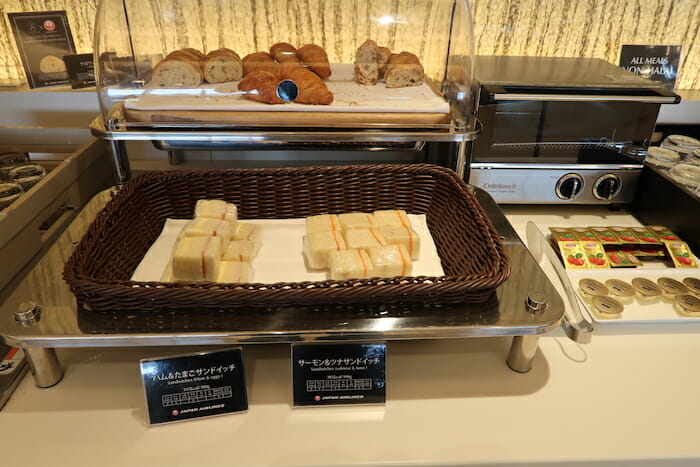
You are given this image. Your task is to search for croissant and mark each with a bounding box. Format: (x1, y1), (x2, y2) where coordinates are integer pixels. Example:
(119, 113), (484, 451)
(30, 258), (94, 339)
(296, 44), (331, 79)
(238, 71), (284, 104)
(281, 66), (333, 105)
(270, 42), (302, 65)
(242, 52), (280, 77)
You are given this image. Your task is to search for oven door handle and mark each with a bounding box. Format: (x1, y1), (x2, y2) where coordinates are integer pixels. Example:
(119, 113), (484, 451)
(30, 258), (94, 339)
(482, 85), (681, 104)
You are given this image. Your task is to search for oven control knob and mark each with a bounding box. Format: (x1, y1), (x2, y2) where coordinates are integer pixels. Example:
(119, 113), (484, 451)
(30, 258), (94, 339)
(555, 173), (584, 200)
(593, 174), (621, 200)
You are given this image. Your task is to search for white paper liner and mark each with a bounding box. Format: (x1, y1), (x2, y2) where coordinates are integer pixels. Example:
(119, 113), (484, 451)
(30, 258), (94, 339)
(131, 214), (445, 283)
(123, 63), (449, 114)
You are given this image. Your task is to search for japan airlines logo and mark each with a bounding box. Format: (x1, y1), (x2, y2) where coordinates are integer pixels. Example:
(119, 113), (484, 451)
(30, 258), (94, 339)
(43, 20), (56, 31)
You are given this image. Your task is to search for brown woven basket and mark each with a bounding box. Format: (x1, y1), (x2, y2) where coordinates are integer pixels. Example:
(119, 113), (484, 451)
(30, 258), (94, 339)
(64, 164), (510, 311)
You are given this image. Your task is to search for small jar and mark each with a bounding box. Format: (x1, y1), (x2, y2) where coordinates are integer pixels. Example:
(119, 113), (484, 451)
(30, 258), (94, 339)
(0, 152), (30, 181)
(645, 147), (681, 169)
(579, 278), (609, 300)
(683, 277), (700, 296)
(604, 279), (635, 304)
(0, 182), (25, 210)
(669, 163), (700, 188)
(657, 277), (691, 301)
(591, 295), (624, 319)
(631, 277), (662, 303)
(9, 163), (46, 191)
(666, 134), (700, 151)
(674, 294), (700, 317)
(685, 149), (700, 166)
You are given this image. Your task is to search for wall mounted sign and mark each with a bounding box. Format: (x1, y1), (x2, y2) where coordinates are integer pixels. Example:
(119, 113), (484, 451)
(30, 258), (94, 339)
(140, 348), (248, 425)
(292, 343), (386, 407)
(63, 53), (95, 89)
(7, 11), (76, 89)
(619, 45), (682, 89)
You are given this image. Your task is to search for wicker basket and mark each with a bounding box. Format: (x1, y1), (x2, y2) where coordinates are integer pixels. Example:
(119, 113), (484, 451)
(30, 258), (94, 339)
(64, 164), (510, 311)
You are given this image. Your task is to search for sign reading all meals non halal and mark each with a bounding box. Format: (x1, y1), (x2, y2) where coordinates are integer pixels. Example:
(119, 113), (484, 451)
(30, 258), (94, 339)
(8, 10), (76, 88)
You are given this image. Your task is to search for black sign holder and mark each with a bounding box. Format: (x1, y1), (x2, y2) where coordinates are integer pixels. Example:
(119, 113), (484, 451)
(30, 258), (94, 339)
(292, 343), (387, 407)
(140, 347), (248, 425)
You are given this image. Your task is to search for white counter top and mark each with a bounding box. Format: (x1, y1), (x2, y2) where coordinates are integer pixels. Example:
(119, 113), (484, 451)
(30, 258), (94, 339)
(1, 205), (699, 467)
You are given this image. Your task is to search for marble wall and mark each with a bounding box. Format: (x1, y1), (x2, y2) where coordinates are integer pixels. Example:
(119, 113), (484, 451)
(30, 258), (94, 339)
(0, 0), (698, 89)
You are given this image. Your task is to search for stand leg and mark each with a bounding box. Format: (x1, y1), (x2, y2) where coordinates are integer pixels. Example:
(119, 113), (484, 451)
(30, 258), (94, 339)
(106, 139), (131, 190)
(168, 150), (184, 165)
(23, 347), (64, 388)
(507, 335), (539, 373)
(454, 140), (468, 179)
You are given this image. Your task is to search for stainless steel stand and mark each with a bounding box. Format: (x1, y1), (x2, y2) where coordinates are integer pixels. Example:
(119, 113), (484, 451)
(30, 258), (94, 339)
(23, 347), (63, 388)
(507, 335), (540, 373)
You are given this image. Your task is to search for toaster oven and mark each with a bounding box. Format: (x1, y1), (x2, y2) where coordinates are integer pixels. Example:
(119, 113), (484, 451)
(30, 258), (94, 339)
(468, 56), (680, 204)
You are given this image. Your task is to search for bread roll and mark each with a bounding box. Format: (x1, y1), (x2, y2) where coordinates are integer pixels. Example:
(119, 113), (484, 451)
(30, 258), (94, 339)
(242, 52), (280, 77)
(354, 39), (379, 85)
(384, 51), (424, 88)
(296, 44), (331, 79)
(203, 48), (243, 83)
(377, 46), (392, 79)
(270, 42), (302, 65)
(150, 58), (203, 88)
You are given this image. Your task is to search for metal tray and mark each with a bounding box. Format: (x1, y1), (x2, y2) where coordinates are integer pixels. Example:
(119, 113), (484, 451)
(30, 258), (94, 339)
(0, 187), (563, 387)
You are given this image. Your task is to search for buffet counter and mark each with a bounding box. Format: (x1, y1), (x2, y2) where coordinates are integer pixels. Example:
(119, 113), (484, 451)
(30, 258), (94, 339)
(1, 205), (699, 467)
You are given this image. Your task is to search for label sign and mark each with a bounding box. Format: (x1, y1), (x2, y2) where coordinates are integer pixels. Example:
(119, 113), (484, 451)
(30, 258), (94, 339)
(140, 348), (248, 425)
(619, 44), (683, 89)
(63, 53), (95, 89)
(7, 11), (76, 89)
(292, 343), (386, 406)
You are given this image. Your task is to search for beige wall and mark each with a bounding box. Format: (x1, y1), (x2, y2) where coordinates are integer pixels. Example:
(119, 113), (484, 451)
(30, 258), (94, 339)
(1, 0), (698, 89)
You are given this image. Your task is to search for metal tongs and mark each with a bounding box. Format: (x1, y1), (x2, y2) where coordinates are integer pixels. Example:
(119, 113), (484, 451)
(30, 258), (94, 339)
(526, 221), (593, 343)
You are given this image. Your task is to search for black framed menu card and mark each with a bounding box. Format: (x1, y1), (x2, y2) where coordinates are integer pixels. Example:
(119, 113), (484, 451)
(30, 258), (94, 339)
(140, 348), (248, 425)
(63, 53), (95, 89)
(292, 343), (386, 406)
(619, 45), (683, 89)
(7, 11), (76, 89)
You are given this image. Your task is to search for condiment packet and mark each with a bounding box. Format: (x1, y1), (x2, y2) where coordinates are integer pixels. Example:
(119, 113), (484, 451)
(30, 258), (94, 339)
(571, 227), (598, 242)
(630, 227), (662, 244)
(610, 227), (639, 243)
(606, 250), (639, 268)
(589, 227), (620, 245)
(580, 241), (610, 268)
(664, 240), (698, 268)
(648, 225), (681, 241)
(557, 241), (588, 269)
(549, 227), (576, 242)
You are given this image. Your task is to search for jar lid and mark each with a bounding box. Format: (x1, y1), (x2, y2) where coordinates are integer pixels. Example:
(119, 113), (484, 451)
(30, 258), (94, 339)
(631, 277), (662, 297)
(0, 182), (24, 198)
(592, 295), (624, 315)
(669, 163), (700, 187)
(657, 277), (690, 295)
(683, 277), (700, 295)
(667, 135), (700, 150)
(0, 152), (29, 167)
(9, 163), (45, 179)
(579, 278), (609, 297)
(604, 279), (635, 298)
(647, 146), (681, 163)
(675, 294), (700, 314)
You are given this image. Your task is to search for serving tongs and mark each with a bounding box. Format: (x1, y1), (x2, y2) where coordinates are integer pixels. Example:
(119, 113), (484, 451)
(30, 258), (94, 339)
(526, 221), (594, 343)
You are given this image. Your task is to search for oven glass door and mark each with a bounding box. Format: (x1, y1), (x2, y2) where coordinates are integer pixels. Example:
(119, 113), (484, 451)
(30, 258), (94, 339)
(472, 86), (663, 164)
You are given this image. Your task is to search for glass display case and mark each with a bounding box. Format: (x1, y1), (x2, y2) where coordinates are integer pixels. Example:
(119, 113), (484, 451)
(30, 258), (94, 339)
(91, 0), (479, 176)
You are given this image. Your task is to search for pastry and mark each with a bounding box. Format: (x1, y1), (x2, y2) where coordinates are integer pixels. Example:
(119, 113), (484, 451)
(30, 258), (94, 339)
(305, 214), (341, 235)
(367, 244), (412, 277)
(373, 209), (411, 228)
(280, 66), (333, 105)
(377, 46), (392, 79)
(328, 249), (374, 280)
(384, 51), (424, 88)
(202, 48), (243, 83)
(171, 236), (222, 281)
(223, 239), (258, 262)
(378, 225), (420, 260)
(303, 230), (347, 269)
(354, 39), (379, 85)
(166, 48), (205, 61)
(150, 58), (203, 88)
(217, 260), (252, 283)
(238, 71), (285, 104)
(338, 212), (375, 230)
(242, 52), (280, 77)
(270, 42), (302, 65)
(296, 44), (331, 79)
(344, 228), (386, 251)
(194, 199), (238, 222)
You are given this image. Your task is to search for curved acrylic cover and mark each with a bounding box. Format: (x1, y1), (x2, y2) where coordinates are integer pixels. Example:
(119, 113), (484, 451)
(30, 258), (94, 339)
(94, 0), (475, 132)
